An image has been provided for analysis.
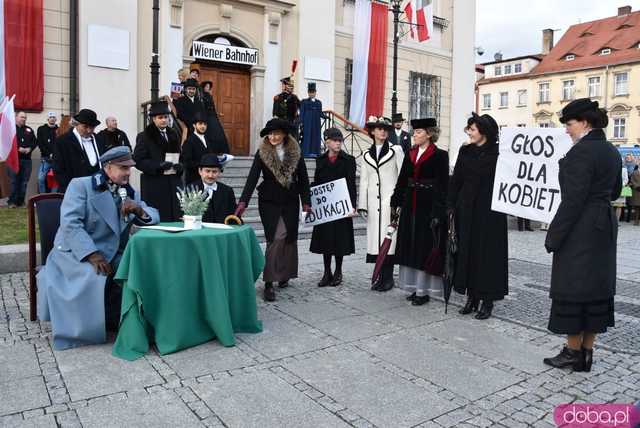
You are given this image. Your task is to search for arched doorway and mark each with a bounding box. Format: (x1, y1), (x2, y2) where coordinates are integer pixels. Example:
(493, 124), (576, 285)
(190, 35), (252, 155)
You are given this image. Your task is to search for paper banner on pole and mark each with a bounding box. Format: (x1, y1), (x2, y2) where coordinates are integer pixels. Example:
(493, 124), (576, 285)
(491, 127), (573, 224)
(300, 178), (354, 228)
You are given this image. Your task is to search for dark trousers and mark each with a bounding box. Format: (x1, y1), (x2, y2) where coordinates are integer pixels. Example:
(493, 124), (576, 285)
(8, 159), (32, 206)
(104, 278), (123, 332)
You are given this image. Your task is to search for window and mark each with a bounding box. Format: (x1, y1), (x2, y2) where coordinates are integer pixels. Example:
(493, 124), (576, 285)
(409, 72), (441, 122)
(494, 66), (502, 76)
(504, 65), (512, 74)
(482, 93), (491, 109)
(517, 123), (526, 127)
(600, 48), (611, 55)
(588, 76), (601, 97)
(344, 59), (353, 117)
(500, 92), (508, 108)
(539, 122), (551, 128)
(562, 80), (575, 101)
(614, 72), (629, 96)
(517, 89), (527, 106)
(613, 118), (626, 139)
(538, 83), (550, 103)
(514, 63), (522, 73)
(565, 54), (575, 61)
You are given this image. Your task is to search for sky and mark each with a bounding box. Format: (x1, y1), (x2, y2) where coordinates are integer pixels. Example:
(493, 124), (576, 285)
(475, 0), (640, 62)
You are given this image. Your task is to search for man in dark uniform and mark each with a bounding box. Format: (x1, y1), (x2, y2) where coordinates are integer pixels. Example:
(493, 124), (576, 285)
(181, 111), (231, 185)
(299, 82), (325, 157)
(133, 100), (183, 222)
(53, 109), (105, 192)
(188, 154), (236, 224)
(272, 77), (300, 138)
(96, 116), (131, 152)
(389, 113), (411, 153)
(36, 112), (59, 193)
(8, 111), (37, 207)
(174, 78), (207, 135)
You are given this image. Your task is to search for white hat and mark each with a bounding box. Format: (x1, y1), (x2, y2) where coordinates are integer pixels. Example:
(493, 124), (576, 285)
(47, 112), (56, 118)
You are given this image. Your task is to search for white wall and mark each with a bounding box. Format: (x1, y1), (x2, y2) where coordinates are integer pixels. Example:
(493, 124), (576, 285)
(449, 0), (476, 168)
(78, 0), (138, 142)
(298, 0), (336, 109)
(159, 2), (184, 98)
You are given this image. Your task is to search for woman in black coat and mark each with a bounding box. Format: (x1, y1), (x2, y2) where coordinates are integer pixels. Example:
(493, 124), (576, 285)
(391, 118), (449, 306)
(447, 113), (508, 319)
(133, 101), (183, 222)
(543, 99), (622, 372)
(236, 118), (311, 302)
(310, 128), (357, 287)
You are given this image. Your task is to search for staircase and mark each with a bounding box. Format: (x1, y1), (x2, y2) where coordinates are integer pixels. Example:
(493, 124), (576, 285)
(221, 156), (367, 242)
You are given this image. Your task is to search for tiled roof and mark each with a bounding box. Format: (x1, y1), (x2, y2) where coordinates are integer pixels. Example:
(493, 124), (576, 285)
(530, 10), (640, 76)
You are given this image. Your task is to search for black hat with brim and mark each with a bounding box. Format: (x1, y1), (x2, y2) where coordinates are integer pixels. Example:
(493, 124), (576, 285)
(260, 118), (291, 137)
(199, 153), (222, 169)
(392, 113), (404, 123)
(280, 77), (292, 85)
(411, 117), (438, 130)
(148, 101), (171, 117)
(323, 127), (343, 141)
(308, 82), (317, 92)
(183, 78), (199, 89)
(193, 111), (208, 124)
(559, 98), (599, 124)
(73, 109), (100, 127)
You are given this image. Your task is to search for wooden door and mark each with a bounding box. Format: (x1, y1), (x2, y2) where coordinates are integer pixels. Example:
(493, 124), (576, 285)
(198, 66), (251, 155)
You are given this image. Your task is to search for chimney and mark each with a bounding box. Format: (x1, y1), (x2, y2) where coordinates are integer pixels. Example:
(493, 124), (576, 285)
(494, 52), (503, 61)
(542, 29), (554, 55)
(618, 5), (631, 16)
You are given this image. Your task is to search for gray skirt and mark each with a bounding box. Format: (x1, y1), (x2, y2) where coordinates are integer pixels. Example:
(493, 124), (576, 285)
(263, 217), (298, 283)
(398, 266), (443, 297)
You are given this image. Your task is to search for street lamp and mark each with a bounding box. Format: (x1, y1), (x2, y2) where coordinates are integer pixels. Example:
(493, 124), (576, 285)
(390, 0), (402, 118)
(150, 0), (160, 102)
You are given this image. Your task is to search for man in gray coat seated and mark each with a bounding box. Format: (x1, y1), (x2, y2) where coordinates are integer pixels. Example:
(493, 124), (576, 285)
(37, 146), (160, 350)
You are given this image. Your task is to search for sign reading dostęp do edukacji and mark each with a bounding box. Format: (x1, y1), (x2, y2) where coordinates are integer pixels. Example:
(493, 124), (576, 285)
(491, 127), (573, 224)
(300, 178), (354, 228)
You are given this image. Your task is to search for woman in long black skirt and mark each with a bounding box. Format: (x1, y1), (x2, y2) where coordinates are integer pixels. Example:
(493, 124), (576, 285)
(310, 128), (357, 287)
(543, 98), (622, 372)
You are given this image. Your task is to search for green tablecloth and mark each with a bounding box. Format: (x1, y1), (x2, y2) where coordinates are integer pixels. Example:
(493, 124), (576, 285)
(112, 223), (264, 361)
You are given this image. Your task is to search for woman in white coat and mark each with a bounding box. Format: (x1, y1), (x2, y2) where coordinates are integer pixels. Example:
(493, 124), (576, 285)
(357, 116), (405, 291)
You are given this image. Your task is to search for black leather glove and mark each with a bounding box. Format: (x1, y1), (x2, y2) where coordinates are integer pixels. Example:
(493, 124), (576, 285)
(357, 209), (368, 220)
(173, 163), (184, 175)
(159, 161), (173, 171)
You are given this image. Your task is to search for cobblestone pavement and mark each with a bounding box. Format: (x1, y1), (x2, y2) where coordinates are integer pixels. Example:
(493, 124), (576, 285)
(1, 224), (639, 427)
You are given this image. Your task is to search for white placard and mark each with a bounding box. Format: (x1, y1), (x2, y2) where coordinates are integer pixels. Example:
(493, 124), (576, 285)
(301, 178), (354, 227)
(87, 25), (130, 70)
(191, 41), (259, 66)
(304, 56), (332, 82)
(491, 128), (573, 223)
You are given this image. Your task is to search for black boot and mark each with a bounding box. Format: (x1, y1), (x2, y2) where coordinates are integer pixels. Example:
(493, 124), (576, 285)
(264, 283), (276, 302)
(543, 346), (585, 371)
(412, 295), (430, 306)
(459, 296), (479, 315)
(475, 300), (493, 319)
(318, 272), (333, 287)
(377, 265), (395, 292)
(582, 347), (593, 372)
(406, 292), (417, 301)
(278, 281), (289, 288)
(330, 271), (342, 287)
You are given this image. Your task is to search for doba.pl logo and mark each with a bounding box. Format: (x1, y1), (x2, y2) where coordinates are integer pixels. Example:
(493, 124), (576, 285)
(554, 403), (640, 427)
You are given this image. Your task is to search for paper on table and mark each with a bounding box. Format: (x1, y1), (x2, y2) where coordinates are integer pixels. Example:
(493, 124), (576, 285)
(139, 225), (188, 232)
(202, 222), (233, 230)
(164, 153), (180, 175)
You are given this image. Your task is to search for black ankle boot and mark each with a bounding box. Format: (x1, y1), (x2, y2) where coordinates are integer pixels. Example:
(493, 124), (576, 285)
(475, 300), (493, 319)
(264, 283), (276, 302)
(543, 346), (585, 371)
(318, 272), (333, 287)
(459, 296), (479, 314)
(278, 281), (289, 288)
(412, 295), (430, 306)
(582, 347), (593, 372)
(377, 266), (395, 292)
(330, 272), (343, 287)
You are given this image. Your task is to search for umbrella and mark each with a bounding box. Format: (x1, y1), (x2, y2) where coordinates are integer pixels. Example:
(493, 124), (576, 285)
(442, 211), (458, 313)
(371, 223), (398, 285)
(424, 219), (444, 276)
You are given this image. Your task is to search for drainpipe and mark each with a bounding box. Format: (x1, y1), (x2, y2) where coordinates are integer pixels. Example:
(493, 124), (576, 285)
(69, 0), (78, 114)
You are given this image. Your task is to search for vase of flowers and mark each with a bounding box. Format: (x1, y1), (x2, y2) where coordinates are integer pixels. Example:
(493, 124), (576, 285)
(176, 186), (210, 230)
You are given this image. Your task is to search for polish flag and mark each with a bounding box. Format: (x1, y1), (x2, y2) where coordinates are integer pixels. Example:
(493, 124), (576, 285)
(348, 0), (388, 127)
(0, 95), (18, 173)
(404, 0), (433, 42)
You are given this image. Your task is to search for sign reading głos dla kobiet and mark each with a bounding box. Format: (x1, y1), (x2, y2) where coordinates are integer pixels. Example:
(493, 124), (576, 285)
(491, 127), (573, 224)
(192, 41), (259, 66)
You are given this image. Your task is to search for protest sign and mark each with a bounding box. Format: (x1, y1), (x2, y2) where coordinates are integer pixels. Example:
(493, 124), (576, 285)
(170, 82), (183, 99)
(300, 178), (354, 228)
(491, 127), (573, 223)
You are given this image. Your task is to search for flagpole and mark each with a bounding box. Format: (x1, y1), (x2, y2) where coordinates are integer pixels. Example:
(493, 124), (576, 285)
(390, 0), (401, 118)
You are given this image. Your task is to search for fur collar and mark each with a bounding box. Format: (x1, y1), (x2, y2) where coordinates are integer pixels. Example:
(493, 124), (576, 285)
(259, 137), (301, 188)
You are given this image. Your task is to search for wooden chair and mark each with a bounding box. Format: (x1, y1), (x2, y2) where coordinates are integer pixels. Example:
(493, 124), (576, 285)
(27, 193), (64, 321)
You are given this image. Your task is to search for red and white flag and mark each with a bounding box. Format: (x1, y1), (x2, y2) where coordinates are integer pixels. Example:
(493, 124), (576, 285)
(404, 0), (433, 42)
(0, 95), (18, 172)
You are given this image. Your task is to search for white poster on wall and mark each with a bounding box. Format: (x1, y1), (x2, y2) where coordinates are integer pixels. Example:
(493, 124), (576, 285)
(304, 56), (332, 82)
(491, 127), (573, 224)
(87, 25), (130, 70)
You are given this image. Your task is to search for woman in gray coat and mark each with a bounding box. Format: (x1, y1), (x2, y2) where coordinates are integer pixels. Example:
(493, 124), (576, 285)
(543, 99), (622, 372)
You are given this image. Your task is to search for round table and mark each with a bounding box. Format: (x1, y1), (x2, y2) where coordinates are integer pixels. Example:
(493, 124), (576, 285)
(112, 223), (264, 361)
